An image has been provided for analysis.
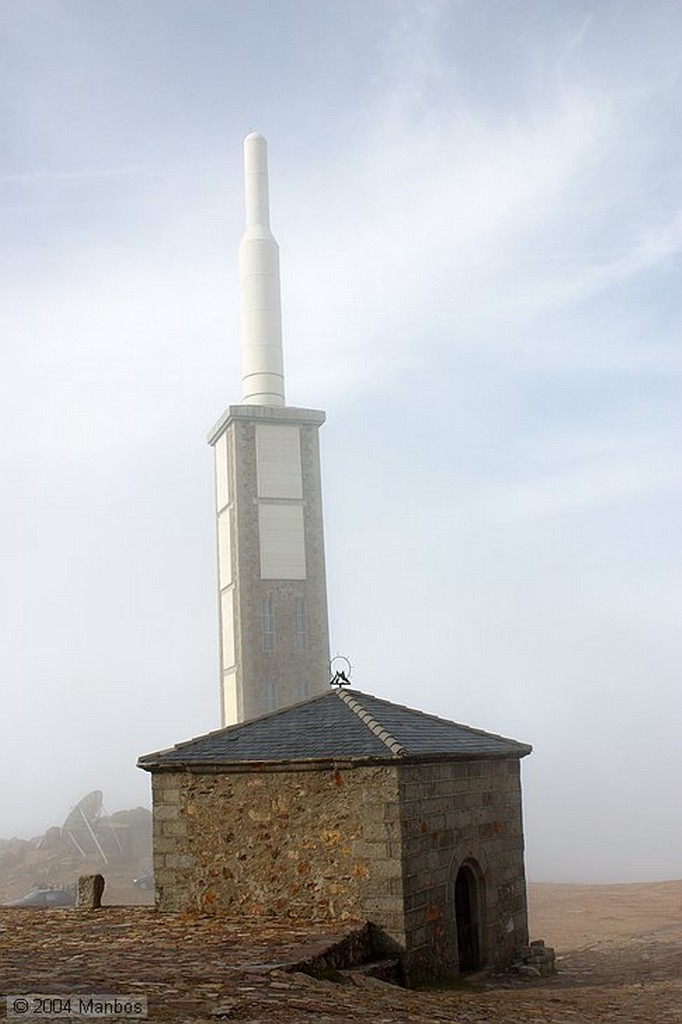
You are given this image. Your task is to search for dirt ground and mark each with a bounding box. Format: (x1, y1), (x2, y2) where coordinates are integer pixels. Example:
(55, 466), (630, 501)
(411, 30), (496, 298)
(529, 879), (682, 949)
(1, 880), (680, 1023)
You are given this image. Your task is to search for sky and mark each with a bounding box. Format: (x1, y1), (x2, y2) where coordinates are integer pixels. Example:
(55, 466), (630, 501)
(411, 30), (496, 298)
(1, 0), (680, 883)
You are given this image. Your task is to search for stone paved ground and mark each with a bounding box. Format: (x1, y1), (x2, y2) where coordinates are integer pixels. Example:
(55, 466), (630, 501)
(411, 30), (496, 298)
(1, 881), (680, 1023)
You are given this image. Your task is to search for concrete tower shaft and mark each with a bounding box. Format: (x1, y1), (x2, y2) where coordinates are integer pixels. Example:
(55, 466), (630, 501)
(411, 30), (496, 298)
(239, 132), (285, 407)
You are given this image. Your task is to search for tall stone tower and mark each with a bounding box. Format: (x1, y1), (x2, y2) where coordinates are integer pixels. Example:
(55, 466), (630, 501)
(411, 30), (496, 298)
(207, 133), (330, 726)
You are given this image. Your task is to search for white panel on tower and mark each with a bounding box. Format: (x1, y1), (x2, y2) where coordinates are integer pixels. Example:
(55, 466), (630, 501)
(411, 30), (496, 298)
(259, 504), (306, 579)
(217, 510), (232, 589)
(220, 589), (235, 669)
(215, 432), (230, 511)
(256, 424), (302, 498)
(222, 671), (238, 725)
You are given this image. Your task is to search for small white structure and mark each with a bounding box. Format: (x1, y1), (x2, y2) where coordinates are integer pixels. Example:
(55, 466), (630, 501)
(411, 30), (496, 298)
(208, 133), (330, 726)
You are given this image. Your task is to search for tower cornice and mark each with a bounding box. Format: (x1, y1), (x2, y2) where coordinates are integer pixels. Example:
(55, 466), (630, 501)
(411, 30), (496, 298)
(207, 404), (326, 446)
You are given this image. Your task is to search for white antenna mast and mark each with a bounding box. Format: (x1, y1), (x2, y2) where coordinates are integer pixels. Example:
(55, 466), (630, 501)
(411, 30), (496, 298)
(238, 132), (286, 406)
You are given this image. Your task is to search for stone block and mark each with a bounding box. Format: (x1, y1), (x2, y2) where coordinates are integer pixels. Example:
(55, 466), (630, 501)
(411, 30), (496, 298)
(409, 924), (429, 948)
(359, 820), (393, 843)
(370, 875), (404, 897)
(405, 851), (430, 875)
(153, 803), (181, 821)
(382, 802), (400, 822)
(364, 894), (405, 922)
(153, 866), (173, 884)
(152, 776), (179, 797)
(426, 849), (445, 872)
(436, 828), (455, 849)
(76, 874), (105, 909)
(161, 819), (188, 838)
(403, 873), (426, 897)
(451, 809), (473, 828)
(403, 890), (423, 912)
(427, 812), (446, 832)
(349, 839), (374, 859)
(152, 836), (176, 855)
(370, 858), (403, 880)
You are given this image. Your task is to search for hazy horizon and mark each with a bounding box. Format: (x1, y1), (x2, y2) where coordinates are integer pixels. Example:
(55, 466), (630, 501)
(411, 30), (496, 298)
(1, 775), (679, 887)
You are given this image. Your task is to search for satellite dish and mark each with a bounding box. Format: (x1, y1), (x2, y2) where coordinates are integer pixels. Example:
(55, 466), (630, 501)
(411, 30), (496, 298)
(63, 790), (102, 827)
(62, 790), (102, 834)
(61, 790), (108, 862)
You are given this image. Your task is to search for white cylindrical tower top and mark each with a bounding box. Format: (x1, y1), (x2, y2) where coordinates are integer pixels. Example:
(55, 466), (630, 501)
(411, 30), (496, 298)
(238, 131), (286, 406)
(244, 132), (271, 231)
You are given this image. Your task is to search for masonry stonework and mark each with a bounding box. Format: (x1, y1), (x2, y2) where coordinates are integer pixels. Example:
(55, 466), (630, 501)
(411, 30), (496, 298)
(398, 759), (528, 980)
(151, 766), (405, 943)
(150, 755), (528, 983)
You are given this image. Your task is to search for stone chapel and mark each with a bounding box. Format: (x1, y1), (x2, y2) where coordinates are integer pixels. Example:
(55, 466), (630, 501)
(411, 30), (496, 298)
(139, 687), (532, 983)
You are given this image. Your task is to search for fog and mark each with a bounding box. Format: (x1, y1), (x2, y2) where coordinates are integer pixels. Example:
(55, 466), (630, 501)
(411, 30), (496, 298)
(1, 1), (680, 883)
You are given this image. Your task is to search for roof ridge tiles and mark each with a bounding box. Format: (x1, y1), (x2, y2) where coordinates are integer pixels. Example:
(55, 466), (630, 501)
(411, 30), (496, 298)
(348, 689), (532, 753)
(335, 689), (406, 757)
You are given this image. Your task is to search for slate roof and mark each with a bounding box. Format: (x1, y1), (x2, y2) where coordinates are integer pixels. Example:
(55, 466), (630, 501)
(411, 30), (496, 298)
(138, 689), (531, 770)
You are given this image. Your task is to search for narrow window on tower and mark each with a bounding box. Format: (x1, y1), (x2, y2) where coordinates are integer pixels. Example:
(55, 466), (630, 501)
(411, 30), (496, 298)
(294, 596), (309, 651)
(261, 596), (276, 652)
(264, 679), (277, 711)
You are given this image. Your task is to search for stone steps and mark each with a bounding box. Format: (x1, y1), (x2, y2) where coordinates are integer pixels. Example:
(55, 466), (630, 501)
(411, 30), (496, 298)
(341, 957), (404, 985)
(289, 921), (404, 986)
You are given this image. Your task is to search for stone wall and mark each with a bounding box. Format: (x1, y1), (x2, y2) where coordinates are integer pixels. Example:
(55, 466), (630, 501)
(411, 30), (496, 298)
(398, 758), (529, 981)
(151, 764), (406, 947)
(150, 756), (529, 983)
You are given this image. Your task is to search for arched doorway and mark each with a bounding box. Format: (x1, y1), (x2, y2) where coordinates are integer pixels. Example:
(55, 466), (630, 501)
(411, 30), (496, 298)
(454, 862), (481, 973)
